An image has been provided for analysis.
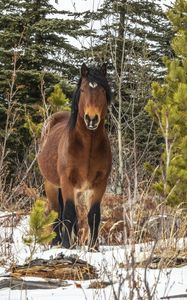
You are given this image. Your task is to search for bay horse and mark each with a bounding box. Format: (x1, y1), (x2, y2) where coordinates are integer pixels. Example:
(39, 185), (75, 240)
(37, 63), (112, 250)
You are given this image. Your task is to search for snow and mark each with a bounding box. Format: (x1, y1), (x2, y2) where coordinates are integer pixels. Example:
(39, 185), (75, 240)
(0, 213), (187, 300)
(1, 265), (187, 300)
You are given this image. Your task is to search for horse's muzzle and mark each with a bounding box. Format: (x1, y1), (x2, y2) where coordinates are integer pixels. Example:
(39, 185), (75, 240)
(84, 113), (100, 130)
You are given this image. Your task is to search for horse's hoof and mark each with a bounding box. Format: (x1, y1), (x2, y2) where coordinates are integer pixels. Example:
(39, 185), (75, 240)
(51, 238), (62, 247)
(61, 238), (72, 249)
(61, 244), (70, 249)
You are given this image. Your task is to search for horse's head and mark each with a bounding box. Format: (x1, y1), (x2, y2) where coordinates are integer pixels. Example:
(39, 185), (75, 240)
(79, 63), (111, 131)
(69, 63), (111, 130)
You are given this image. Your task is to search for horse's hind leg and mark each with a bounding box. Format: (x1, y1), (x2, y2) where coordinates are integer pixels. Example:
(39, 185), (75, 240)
(51, 188), (64, 246)
(45, 181), (63, 246)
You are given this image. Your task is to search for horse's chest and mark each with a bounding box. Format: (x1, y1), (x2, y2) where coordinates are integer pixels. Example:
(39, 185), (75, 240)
(68, 160), (106, 188)
(67, 150), (108, 188)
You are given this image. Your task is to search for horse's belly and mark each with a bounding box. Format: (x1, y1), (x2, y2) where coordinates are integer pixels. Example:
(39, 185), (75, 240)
(38, 148), (60, 186)
(38, 127), (65, 186)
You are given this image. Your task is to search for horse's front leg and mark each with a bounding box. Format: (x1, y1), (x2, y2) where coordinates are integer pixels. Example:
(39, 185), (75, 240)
(88, 183), (106, 251)
(60, 177), (77, 249)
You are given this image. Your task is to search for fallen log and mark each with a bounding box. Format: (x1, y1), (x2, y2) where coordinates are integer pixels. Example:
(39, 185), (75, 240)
(10, 253), (98, 281)
(0, 277), (70, 290)
(136, 255), (187, 269)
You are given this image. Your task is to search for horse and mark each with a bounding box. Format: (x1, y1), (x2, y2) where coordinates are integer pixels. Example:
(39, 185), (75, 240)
(37, 63), (112, 250)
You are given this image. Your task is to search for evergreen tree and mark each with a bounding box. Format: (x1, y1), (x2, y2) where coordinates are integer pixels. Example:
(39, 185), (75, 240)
(87, 0), (173, 78)
(84, 0), (173, 192)
(145, 0), (187, 205)
(0, 0), (87, 181)
(23, 199), (57, 257)
(0, 0), (86, 87)
(47, 84), (70, 112)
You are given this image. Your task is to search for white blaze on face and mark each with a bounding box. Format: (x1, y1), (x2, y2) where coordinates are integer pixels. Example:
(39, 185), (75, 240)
(89, 82), (98, 88)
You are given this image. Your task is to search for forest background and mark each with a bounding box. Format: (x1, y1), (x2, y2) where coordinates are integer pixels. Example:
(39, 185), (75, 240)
(0, 0), (186, 212)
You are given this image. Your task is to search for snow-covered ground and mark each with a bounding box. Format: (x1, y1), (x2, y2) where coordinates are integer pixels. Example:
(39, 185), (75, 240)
(0, 213), (187, 300)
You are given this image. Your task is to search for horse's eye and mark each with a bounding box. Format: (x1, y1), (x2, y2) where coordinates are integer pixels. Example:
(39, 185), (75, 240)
(80, 88), (84, 93)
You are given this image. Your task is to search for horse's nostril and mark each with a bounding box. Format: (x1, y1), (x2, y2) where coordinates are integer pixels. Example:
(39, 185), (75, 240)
(85, 114), (90, 121)
(93, 115), (99, 123)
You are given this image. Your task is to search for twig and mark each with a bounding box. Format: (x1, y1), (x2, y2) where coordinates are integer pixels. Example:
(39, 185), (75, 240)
(161, 295), (187, 299)
(0, 212), (27, 219)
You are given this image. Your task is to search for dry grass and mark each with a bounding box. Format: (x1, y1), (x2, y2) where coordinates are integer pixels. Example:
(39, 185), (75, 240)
(100, 193), (187, 246)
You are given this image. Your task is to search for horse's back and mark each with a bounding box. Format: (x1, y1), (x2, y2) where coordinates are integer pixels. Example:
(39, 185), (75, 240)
(48, 111), (70, 128)
(40, 111), (69, 144)
(38, 111), (70, 186)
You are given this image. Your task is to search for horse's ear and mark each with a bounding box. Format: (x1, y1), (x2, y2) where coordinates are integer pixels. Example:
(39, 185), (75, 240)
(81, 63), (89, 77)
(101, 63), (107, 76)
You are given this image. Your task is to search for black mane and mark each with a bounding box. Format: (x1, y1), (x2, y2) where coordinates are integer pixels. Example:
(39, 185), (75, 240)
(69, 66), (111, 129)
